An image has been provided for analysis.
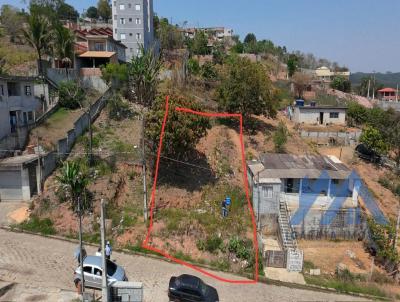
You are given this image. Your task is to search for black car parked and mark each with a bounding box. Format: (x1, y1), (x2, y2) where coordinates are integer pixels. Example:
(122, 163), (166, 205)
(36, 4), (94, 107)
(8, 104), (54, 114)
(355, 144), (382, 163)
(168, 274), (219, 302)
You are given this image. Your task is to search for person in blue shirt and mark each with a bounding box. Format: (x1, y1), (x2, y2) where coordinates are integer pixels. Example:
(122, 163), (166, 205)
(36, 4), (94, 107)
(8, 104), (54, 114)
(105, 241), (112, 260)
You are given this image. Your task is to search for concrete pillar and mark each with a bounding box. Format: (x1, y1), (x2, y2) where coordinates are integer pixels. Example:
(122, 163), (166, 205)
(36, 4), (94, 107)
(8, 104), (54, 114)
(21, 168), (31, 201)
(36, 162), (42, 194)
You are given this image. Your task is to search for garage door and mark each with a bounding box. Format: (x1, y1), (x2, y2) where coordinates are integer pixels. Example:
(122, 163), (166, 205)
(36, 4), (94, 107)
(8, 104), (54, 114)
(0, 170), (22, 201)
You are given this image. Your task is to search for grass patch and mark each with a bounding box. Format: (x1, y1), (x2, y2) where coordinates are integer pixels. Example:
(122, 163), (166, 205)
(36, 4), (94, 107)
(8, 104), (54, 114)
(305, 275), (388, 298)
(17, 216), (56, 235)
(173, 251), (195, 262)
(46, 107), (70, 124)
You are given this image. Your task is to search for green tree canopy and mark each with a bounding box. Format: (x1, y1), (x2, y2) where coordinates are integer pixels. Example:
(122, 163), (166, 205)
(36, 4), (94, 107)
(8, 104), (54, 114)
(58, 81), (85, 109)
(287, 54), (298, 78)
(217, 56), (277, 120)
(86, 6), (98, 19)
(97, 0), (111, 21)
(0, 5), (26, 42)
(244, 33), (257, 44)
(360, 126), (388, 156)
(145, 95), (211, 159)
(330, 76), (351, 93)
(156, 16), (184, 51)
(189, 31), (209, 55)
(101, 62), (128, 92)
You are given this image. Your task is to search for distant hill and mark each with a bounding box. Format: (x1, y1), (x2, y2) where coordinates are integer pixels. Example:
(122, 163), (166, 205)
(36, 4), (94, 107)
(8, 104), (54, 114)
(350, 72), (400, 88)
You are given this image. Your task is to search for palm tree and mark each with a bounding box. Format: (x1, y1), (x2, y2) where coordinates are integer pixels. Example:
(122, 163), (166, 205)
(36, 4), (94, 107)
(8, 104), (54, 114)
(128, 45), (162, 222)
(22, 12), (52, 78)
(54, 23), (74, 78)
(57, 161), (89, 297)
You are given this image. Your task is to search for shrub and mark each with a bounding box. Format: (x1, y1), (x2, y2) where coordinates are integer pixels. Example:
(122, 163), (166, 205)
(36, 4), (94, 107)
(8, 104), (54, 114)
(18, 216), (56, 235)
(58, 81), (85, 109)
(227, 236), (252, 261)
(107, 94), (132, 120)
(273, 121), (289, 152)
(200, 235), (223, 254)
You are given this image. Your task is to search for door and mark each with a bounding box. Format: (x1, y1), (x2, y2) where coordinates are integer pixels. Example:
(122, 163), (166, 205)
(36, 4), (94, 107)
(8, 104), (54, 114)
(93, 267), (103, 288)
(180, 288), (202, 302)
(319, 112), (324, 125)
(83, 266), (94, 288)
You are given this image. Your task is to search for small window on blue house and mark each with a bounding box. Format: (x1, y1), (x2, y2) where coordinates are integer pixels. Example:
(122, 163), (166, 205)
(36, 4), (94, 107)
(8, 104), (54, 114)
(262, 186), (273, 198)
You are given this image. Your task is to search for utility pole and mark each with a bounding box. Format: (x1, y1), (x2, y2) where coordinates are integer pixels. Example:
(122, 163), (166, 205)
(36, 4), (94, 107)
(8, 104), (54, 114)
(78, 197), (85, 301)
(367, 79), (371, 99)
(372, 71), (376, 100)
(142, 115), (148, 222)
(36, 136), (42, 194)
(396, 84), (399, 102)
(101, 199), (109, 302)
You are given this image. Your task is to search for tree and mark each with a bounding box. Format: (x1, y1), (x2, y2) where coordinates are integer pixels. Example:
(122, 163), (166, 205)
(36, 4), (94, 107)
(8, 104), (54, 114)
(57, 161), (90, 295)
(22, 11), (52, 77)
(187, 58), (200, 76)
(292, 72), (312, 99)
(156, 17), (184, 51)
(273, 121), (289, 153)
(244, 33), (257, 44)
(0, 5), (25, 43)
(128, 45), (162, 222)
(347, 102), (368, 126)
(217, 56), (276, 121)
(57, 1), (78, 21)
(287, 54), (298, 78)
(190, 30), (209, 55)
(145, 95), (211, 159)
(86, 6), (98, 19)
(101, 63), (128, 93)
(331, 76), (351, 92)
(200, 62), (217, 81)
(360, 126), (388, 156)
(53, 23), (74, 72)
(387, 113), (400, 169)
(58, 81), (85, 109)
(97, 0), (111, 21)
(128, 45), (162, 107)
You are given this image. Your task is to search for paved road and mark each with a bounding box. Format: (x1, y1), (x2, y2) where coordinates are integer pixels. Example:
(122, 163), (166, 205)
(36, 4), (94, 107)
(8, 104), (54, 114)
(0, 229), (367, 302)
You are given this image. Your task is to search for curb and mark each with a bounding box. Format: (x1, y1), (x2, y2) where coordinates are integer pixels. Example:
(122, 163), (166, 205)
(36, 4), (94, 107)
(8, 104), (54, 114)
(0, 226), (389, 301)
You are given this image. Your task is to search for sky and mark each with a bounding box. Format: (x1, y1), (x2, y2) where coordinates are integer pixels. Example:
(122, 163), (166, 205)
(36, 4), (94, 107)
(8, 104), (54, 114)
(4, 0), (400, 72)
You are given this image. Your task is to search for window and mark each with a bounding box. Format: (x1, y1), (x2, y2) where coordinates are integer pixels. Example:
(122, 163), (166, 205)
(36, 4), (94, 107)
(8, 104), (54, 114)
(136, 33), (141, 40)
(25, 86), (31, 96)
(129, 18), (132, 22)
(329, 112), (339, 118)
(181, 288), (201, 298)
(135, 4), (141, 10)
(83, 266), (92, 274)
(0, 85), (3, 96)
(120, 33), (126, 40)
(94, 268), (102, 276)
(129, 33), (133, 37)
(113, 1), (116, 6)
(120, 18), (125, 24)
(28, 111), (33, 121)
(262, 186), (273, 198)
(135, 18), (141, 24)
(119, 4), (125, 10)
(128, 3), (131, 8)
(114, 15), (117, 20)
(95, 43), (105, 51)
(115, 28), (117, 34)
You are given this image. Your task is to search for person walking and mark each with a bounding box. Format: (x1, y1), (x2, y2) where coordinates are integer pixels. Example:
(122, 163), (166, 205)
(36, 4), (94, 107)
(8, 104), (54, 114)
(221, 200), (227, 218)
(105, 241), (112, 260)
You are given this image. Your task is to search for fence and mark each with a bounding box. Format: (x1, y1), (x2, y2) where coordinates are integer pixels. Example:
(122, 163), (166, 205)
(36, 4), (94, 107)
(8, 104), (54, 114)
(300, 130), (361, 146)
(376, 100), (400, 112)
(41, 89), (110, 178)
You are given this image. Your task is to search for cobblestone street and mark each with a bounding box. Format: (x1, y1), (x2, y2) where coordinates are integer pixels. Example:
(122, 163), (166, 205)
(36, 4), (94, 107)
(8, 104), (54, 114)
(0, 229), (367, 302)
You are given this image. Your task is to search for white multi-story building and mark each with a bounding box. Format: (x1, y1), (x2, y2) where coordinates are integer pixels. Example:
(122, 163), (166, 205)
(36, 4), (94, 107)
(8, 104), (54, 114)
(112, 0), (154, 61)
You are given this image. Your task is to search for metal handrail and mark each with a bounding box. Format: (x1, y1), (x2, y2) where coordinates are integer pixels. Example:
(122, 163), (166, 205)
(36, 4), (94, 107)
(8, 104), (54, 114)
(279, 193), (298, 248)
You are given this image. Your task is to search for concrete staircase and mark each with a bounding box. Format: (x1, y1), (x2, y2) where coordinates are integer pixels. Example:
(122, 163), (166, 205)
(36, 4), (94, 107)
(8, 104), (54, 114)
(278, 198), (297, 250)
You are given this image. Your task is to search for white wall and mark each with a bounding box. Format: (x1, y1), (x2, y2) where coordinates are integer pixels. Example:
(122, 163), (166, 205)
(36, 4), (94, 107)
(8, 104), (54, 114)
(293, 107), (346, 125)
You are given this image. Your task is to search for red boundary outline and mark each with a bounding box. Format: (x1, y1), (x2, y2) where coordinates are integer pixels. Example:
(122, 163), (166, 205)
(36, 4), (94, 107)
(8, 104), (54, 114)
(142, 96), (259, 284)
